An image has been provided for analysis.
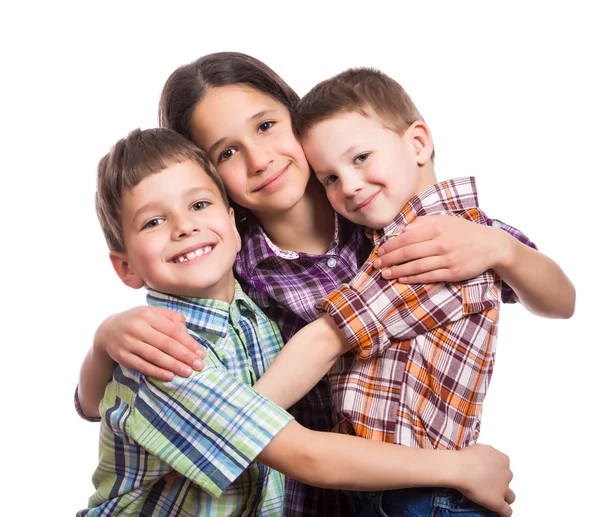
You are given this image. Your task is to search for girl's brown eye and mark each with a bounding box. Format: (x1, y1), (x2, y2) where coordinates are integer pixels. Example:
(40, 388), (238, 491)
(218, 148), (236, 163)
(258, 121), (275, 133)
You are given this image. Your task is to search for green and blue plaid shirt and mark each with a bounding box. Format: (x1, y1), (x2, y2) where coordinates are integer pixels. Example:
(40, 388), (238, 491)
(79, 282), (293, 516)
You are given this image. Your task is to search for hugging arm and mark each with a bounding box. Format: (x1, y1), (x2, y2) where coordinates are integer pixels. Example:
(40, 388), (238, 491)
(375, 214), (575, 319)
(126, 355), (515, 516)
(76, 306), (206, 418)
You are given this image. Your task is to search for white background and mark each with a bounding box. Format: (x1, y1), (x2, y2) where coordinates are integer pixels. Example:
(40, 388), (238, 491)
(1, 1), (598, 515)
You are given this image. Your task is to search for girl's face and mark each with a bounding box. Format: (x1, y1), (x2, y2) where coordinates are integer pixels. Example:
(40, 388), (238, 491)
(190, 85), (310, 217)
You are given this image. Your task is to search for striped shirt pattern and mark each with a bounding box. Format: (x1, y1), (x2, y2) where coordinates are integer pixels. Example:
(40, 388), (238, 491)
(321, 177), (504, 450)
(232, 200), (535, 516)
(78, 282), (293, 517)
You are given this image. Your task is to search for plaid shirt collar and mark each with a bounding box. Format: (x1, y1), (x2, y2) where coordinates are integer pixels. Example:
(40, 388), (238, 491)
(367, 176), (480, 246)
(146, 281), (266, 339)
(237, 212), (342, 271)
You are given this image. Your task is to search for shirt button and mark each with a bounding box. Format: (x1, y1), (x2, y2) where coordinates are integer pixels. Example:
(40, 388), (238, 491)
(326, 257), (337, 268)
(491, 220), (502, 228)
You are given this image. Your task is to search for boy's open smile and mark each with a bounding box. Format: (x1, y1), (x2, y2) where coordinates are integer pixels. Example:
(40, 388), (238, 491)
(113, 160), (241, 302)
(170, 244), (215, 264)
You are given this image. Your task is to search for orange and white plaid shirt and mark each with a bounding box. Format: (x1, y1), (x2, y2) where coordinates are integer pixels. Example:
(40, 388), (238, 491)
(320, 177), (501, 450)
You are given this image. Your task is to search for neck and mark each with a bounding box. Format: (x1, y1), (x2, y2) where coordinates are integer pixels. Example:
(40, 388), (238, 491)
(254, 177), (336, 254)
(415, 164), (438, 196)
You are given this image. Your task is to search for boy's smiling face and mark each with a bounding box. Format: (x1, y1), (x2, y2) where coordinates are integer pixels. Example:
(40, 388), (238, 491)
(110, 160), (241, 302)
(301, 111), (434, 230)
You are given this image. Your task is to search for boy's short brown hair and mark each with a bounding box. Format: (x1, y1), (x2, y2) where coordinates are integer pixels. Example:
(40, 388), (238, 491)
(294, 67), (433, 158)
(96, 127), (229, 252)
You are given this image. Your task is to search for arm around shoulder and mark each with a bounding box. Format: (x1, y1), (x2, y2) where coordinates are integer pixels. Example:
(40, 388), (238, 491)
(492, 228), (575, 319)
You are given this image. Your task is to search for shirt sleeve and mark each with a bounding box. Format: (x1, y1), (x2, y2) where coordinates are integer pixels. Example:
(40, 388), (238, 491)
(479, 210), (538, 304)
(74, 386), (101, 422)
(120, 361), (294, 498)
(321, 210), (500, 361)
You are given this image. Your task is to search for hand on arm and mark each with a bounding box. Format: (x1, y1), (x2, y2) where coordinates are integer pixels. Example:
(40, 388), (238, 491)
(375, 214), (574, 319)
(253, 315), (349, 409)
(258, 423), (515, 517)
(77, 306), (206, 418)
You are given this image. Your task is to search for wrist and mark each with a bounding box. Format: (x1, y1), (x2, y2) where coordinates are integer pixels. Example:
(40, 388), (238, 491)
(434, 450), (463, 490)
(489, 226), (517, 274)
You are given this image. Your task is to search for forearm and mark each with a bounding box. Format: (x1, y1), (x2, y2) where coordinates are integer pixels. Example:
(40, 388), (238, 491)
(494, 229), (575, 318)
(78, 342), (115, 418)
(253, 316), (348, 408)
(259, 421), (458, 490)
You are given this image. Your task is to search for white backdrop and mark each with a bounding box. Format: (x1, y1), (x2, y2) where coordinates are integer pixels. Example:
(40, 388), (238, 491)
(2, 1), (597, 515)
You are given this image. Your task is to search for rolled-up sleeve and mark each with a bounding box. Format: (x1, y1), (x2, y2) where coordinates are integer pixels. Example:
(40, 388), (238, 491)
(124, 363), (293, 498)
(481, 212), (538, 304)
(74, 386), (101, 422)
(320, 247), (467, 362)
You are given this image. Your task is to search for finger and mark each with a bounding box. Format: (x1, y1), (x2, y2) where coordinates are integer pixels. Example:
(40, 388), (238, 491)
(384, 268), (453, 284)
(380, 257), (449, 281)
(375, 241), (438, 269)
(136, 326), (205, 374)
(495, 501), (513, 517)
(147, 312), (205, 357)
(154, 306), (187, 325)
(377, 219), (440, 255)
(505, 488), (516, 504)
(118, 353), (178, 382)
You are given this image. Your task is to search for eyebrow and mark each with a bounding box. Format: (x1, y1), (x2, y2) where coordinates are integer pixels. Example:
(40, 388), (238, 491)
(343, 144), (360, 158)
(207, 108), (280, 157)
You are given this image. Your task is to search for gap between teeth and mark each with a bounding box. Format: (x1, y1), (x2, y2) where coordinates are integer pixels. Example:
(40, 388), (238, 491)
(176, 246), (213, 262)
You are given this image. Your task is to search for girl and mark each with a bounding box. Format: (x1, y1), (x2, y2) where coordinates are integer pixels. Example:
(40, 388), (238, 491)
(78, 52), (574, 517)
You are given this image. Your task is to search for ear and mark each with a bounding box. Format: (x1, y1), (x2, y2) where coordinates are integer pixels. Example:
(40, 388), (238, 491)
(407, 121), (434, 166)
(229, 208), (242, 253)
(109, 251), (145, 289)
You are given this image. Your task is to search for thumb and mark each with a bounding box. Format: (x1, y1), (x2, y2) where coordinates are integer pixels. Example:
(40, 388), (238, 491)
(155, 306), (186, 325)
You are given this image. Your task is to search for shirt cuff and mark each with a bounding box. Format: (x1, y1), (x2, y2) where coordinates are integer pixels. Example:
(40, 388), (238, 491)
(74, 386), (101, 422)
(320, 285), (386, 362)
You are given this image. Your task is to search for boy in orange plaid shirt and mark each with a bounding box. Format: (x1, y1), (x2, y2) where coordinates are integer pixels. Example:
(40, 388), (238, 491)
(252, 67), (567, 516)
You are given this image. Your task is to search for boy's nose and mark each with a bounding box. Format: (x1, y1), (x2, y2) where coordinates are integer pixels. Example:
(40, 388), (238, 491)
(172, 215), (200, 239)
(341, 174), (364, 197)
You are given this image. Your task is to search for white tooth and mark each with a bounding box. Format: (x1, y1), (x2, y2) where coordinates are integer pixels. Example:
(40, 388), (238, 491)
(178, 256), (186, 263)
(186, 251), (196, 260)
(204, 246), (212, 253)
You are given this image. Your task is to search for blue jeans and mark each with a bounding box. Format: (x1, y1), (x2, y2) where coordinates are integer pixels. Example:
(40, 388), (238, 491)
(346, 488), (498, 516)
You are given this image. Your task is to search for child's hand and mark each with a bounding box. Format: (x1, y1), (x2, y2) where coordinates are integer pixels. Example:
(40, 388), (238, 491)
(374, 215), (507, 283)
(454, 443), (515, 516)
(94, 306), (206, 381)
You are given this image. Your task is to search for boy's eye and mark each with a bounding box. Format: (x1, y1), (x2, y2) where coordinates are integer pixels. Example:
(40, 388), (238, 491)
(323, 175), (338, 187)
(142, 218), (164, 230)
(191, 200), (211, 211)
(258, 121), (275, 134)
(218, 147), (237, 163)
(354, 152), (370, 165)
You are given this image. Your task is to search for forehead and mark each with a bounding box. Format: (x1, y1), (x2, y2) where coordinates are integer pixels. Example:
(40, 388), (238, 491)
(302, 111), (385, 152)
(122, 161), (222, 210)
(191, 85), (289, 145)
